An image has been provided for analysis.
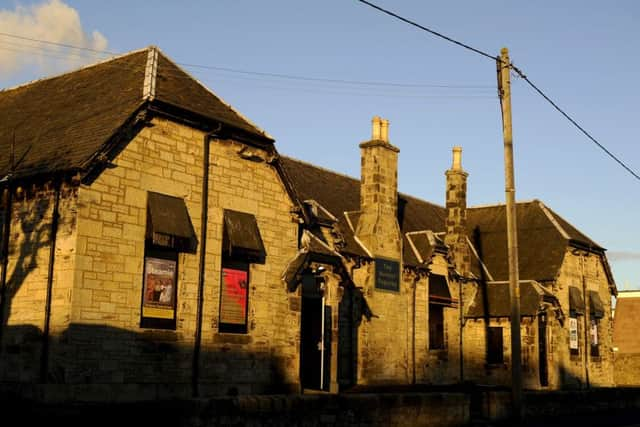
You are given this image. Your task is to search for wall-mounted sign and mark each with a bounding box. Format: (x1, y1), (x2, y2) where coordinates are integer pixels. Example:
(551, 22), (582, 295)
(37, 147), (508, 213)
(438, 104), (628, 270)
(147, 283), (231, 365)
(569, 317), (578, 350)
(142, 257), (177, 320)
(374, 258), (400, 292)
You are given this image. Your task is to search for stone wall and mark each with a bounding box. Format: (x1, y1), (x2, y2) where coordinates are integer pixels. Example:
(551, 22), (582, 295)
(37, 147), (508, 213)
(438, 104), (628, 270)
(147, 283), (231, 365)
(614, 353), (640, 386)
(0, 181), (77, 383)
(554, 250), (615, 388)
(68, 117), (299, 396)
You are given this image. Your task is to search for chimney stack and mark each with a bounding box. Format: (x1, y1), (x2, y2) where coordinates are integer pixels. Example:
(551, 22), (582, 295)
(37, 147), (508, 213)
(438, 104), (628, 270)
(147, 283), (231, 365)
(355, 116), (401, 260)
(445, 146), (470, 276)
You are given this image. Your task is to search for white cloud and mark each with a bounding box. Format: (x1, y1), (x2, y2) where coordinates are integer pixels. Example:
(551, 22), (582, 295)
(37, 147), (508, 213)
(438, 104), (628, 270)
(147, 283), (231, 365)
(608, 251), (640, 262)
(0, 0), (109, 78)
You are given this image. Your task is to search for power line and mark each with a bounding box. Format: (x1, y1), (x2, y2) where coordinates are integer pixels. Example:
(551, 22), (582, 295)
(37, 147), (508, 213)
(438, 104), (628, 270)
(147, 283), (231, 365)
(0, 33), (492, 90)
(356, 0), (497, 62)
(357, 0), (640, 182)
(514, 70), (640, 181)
(0, 31), (119, 56)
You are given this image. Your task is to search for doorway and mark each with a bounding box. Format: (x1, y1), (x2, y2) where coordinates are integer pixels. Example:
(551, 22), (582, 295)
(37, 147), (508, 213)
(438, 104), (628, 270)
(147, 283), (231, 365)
(538, 313), (549, 387)
(300, 272), (330, 391)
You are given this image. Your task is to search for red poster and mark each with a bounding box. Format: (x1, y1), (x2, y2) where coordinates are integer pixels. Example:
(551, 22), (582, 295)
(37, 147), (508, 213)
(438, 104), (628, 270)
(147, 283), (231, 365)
(220, 267), (248, 325)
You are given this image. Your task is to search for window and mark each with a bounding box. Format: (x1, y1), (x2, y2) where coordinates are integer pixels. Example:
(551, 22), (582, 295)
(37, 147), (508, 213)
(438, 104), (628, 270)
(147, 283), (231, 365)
(219, 259), (250, 334)
(218, 209), (266, 334)
(569, 316), (579, 355)
(568, 286), (585, 356)
(140, 192), (197, 330)
(141, 246), (178, 329)
(428, 274), (454, 351)
(590, 319), (599, 357)
(487, 327), (504, 364)
(429, 303), (445, 350)
(588, 291), (604, 358)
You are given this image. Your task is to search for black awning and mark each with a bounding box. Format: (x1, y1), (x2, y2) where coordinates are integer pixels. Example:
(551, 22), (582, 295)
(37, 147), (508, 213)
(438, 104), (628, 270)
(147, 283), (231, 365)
(589, 290), (605, 319)
(223, 209), (266, 263)
(429, 274), (454, 306)
(569, 286), (585, 315)
(147, 192), (197, 253)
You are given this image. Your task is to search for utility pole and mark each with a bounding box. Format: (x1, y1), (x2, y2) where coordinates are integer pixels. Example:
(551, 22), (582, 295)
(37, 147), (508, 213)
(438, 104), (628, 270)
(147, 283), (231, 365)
(497, 47), (523, 422)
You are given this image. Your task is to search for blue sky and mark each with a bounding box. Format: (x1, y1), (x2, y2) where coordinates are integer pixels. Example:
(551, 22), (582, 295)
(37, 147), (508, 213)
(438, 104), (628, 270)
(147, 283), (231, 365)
(1, 0), (638, 290)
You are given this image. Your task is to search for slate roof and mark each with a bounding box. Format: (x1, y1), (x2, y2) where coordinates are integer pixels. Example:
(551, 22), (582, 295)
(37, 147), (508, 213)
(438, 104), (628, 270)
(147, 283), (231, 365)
(279, 156), (446, 266)
(0, 46), (271, 179)
(467, 201), (604, 282)
(466, 281), (557, 318)
(613, 293), (640, 354)
(279, 157), (608, 284)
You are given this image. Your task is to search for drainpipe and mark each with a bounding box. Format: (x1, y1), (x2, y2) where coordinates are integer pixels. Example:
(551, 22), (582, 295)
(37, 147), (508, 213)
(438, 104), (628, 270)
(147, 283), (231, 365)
(0, 182), (13, 351)
(580, 253), (590, 389)
(459, 276), (464, 383)
(411, 273), (419, 385)
(192, 126), (221, 398)
(40, 176), (62, 382)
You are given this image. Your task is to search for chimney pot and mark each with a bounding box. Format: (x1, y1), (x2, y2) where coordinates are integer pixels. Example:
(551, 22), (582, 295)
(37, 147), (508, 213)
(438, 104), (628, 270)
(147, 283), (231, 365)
(371, 116), (382, 140)
(380, 119), (389, 142)
(452, 146), (463, 171)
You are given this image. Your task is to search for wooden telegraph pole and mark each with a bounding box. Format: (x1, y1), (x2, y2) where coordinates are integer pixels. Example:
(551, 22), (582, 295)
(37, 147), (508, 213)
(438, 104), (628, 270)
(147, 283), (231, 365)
(497, 47), (523, 422)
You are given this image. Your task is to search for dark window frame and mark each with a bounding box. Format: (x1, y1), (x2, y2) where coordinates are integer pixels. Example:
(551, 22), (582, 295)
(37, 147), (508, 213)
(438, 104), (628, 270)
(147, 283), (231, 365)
(140, 243), (179, 330)
(487, 326), (504, 364)
(218, 257), (250, 334)
(428, 303), (445, 350)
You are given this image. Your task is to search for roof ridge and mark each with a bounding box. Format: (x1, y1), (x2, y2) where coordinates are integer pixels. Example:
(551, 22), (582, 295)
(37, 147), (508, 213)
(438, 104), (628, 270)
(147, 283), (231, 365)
(280, 155), (445, 209)
(155, 49), (273, 141)
(537, 200), (570, 240)
(469, 199), (539, 209)
(0, 46), (150, 94)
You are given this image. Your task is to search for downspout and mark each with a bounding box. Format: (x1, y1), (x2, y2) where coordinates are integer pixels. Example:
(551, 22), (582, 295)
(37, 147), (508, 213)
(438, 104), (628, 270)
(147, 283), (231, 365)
(0, 182), (13, 351)
(192, 126), (221, 398)
(580, 253), (590, 389)
(412, 272), (419, 385)
(459, 275), (464, 383)
(40, 176), (62, 382)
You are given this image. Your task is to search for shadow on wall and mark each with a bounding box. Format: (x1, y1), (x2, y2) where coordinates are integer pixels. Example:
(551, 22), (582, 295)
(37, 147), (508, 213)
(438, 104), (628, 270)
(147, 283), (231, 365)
(0, 322), (292, 400)
(0, 180), (77, 350)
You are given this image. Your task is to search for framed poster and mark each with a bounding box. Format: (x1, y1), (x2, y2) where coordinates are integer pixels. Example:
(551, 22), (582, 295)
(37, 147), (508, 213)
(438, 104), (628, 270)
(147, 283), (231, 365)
(219, 263), (249, 333)
(569, 317), (578, 350)
(590, 319), (598, 346)
(141, 255), (177, 329)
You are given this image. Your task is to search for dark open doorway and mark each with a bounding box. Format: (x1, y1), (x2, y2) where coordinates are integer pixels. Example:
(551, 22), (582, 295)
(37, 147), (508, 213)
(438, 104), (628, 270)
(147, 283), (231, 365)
(300, 272), (330, 391)
(538, 313), (549, 387)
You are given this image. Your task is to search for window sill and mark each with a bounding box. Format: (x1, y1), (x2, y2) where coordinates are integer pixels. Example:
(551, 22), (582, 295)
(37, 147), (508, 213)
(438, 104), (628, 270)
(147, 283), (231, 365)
(485, 363), (507, 369)
(213, 333), (252, 345)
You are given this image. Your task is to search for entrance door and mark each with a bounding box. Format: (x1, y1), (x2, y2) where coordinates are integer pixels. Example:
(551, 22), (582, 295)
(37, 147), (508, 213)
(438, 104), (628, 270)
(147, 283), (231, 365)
(538, 313), (549, 387)
(300, 273), (330, 391)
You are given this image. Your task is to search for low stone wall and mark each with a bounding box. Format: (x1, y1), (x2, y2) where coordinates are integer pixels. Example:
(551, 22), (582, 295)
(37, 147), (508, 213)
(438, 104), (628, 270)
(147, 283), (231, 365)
(614, 353), (640, 386)
(3, 387), (640, 426)
(0, 392), (469, 427)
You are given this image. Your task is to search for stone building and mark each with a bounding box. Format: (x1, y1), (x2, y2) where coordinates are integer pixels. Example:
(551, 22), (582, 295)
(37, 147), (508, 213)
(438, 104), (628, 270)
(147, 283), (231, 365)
(0, 46), (616, 401)
(612, 291), (640, 386)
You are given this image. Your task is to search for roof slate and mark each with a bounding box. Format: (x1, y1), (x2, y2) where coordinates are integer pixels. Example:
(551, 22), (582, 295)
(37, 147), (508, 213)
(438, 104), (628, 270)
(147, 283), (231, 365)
(280, 157), (605, 283)
(466, 281), (554, 318)
(0, 47), (270, 179)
